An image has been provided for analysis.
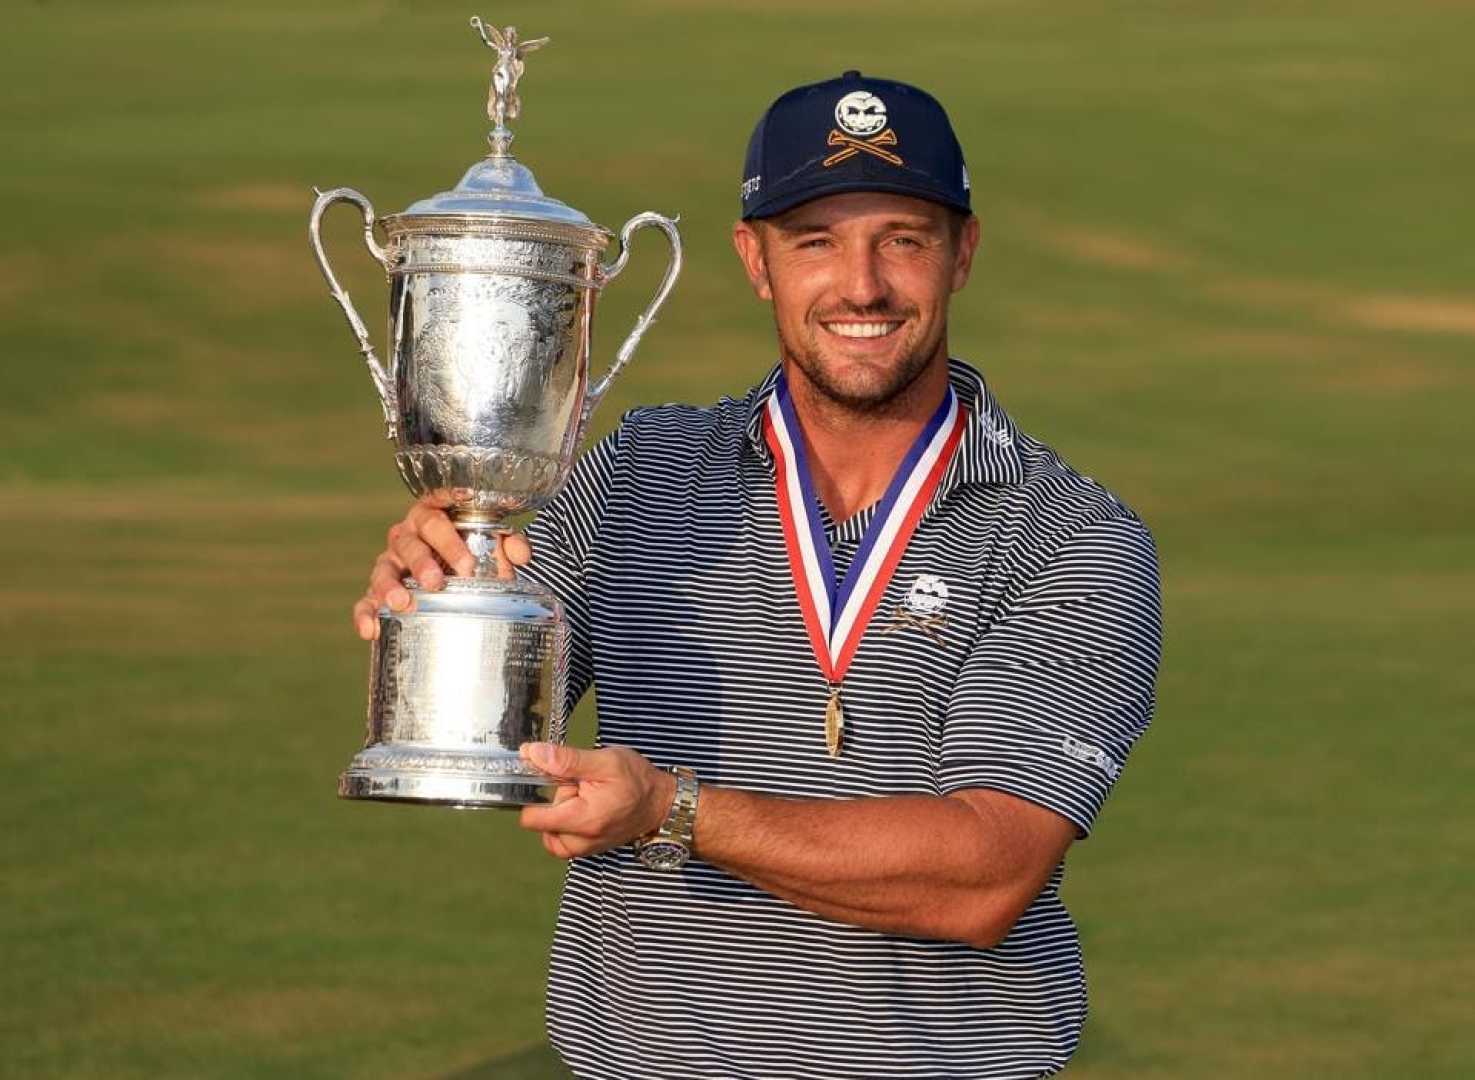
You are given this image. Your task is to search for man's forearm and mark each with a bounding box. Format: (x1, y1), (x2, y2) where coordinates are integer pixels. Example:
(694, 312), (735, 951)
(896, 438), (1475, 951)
(692, 783), (1066, 948)
(514, 741), (1076, 946)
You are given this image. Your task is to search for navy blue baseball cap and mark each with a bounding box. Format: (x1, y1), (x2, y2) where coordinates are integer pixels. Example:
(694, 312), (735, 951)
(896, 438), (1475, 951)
(739, 70), (970, 220)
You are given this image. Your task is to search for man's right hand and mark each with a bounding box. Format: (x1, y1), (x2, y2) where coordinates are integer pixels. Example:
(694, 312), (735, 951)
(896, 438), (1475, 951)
(352, 496), (533, 641)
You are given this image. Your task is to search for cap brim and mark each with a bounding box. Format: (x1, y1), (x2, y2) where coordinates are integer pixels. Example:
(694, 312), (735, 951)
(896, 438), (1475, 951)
(742, 178), (971, 221)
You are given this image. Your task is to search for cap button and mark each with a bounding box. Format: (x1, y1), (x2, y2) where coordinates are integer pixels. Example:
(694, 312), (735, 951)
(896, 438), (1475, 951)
(842, 69), (862, 80)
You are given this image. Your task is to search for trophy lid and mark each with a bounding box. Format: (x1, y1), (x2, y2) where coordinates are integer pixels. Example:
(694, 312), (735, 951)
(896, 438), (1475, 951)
(399, 19), (599, 232)
(403, 155), (595, 226)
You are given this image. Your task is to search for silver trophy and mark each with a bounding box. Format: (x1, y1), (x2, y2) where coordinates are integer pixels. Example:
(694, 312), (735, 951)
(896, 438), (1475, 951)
(309, 19), (681, 807)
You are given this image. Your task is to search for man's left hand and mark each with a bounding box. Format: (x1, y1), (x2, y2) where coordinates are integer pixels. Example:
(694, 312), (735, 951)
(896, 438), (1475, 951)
(518, 743), (677, 859)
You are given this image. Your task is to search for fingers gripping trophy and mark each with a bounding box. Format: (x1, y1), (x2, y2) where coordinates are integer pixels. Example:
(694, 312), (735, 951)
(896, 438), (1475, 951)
(308, 18), (682, 807)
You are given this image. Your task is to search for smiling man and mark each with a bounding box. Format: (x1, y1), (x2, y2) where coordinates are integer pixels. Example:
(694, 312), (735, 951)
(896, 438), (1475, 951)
(355, 71), (1163, 1079)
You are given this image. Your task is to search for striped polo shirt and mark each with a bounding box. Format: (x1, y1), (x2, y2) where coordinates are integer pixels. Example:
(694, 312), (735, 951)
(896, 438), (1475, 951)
(520, 358), (1163, 1079)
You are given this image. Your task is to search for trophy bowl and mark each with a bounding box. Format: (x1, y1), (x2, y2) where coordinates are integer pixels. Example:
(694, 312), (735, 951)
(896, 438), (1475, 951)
(308, 19), (680, 807)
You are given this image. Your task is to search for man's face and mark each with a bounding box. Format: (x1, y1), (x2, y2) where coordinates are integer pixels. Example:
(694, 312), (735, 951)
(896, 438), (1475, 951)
(733, 192), (980, 412)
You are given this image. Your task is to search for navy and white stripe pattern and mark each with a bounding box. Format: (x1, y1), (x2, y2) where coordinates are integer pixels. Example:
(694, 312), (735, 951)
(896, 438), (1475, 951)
(521, 359), (1163, 1079)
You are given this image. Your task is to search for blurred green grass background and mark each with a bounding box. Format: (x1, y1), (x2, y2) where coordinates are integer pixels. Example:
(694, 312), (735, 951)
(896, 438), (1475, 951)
(3, 1), (1472, 1076)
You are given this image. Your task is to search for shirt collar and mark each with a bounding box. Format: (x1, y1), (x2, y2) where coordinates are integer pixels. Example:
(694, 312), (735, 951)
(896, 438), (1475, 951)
(742, 358), (1024, 489)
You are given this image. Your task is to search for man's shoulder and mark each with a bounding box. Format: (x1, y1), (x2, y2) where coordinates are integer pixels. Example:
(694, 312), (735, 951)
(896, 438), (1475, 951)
(952, 361), (1150, 549)
(619, 396), (746, 437)
(611, 381), (766, 459)
(1014, 429), (1143, 525)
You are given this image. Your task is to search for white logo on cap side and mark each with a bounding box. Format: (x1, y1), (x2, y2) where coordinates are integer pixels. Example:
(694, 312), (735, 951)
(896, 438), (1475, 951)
(835, 91), (887, 136)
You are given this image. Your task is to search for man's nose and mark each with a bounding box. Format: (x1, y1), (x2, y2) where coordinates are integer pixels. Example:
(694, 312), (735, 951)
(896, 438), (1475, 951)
(838, 246), (888, 308)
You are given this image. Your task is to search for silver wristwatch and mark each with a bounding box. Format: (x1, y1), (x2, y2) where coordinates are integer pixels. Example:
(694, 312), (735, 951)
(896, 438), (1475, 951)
(634, 766), (699, 871)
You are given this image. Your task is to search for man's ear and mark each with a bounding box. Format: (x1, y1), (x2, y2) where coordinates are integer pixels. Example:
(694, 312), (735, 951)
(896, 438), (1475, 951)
(732, 220), (773, 301)
(950, 214), (982, 293)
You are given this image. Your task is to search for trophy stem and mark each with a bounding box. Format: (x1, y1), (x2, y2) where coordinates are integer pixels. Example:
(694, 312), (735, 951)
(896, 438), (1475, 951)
(451, 511), (510, 578)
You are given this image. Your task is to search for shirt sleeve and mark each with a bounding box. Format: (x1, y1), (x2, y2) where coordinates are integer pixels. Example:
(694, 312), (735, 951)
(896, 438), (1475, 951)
(518, 422), (623, 716)
(938, 515), (1163, 836)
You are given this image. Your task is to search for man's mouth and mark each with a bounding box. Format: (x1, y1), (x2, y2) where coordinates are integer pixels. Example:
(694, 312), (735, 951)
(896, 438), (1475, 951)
(820, 320), (904, 340)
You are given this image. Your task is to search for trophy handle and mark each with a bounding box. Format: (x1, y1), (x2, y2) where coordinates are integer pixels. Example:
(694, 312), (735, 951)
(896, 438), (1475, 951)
(308, 186), (400, 441)
(583, 211), (683, 434)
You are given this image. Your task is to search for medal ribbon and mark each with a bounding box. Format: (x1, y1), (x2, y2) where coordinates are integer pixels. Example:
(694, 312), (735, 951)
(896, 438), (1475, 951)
(763, 374), (968, 687)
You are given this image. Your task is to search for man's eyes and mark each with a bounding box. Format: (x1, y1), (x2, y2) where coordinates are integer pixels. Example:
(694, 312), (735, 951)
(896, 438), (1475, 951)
(792, 234), (926, 250)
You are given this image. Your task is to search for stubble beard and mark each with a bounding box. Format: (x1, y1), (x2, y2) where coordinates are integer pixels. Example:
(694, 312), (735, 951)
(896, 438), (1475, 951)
(777, 307), (943, 417)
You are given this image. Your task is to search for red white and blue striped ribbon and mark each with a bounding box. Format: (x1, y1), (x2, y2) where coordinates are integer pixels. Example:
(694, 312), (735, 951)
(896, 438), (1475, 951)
(763, 373), (968, 686)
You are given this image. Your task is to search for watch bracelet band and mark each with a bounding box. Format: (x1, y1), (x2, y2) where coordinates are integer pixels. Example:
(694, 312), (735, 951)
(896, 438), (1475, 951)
(638, 765), (698, 852)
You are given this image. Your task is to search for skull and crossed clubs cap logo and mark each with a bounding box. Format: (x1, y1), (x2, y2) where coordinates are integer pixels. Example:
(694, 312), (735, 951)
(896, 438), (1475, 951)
(826, 89), (902, 167)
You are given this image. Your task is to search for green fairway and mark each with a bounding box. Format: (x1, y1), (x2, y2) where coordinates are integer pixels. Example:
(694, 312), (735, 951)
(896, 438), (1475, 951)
(3, 1), (1472, 1076)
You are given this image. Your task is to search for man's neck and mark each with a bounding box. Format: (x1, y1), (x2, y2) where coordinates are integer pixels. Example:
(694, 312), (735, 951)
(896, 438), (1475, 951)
(784, 356), (952, 524)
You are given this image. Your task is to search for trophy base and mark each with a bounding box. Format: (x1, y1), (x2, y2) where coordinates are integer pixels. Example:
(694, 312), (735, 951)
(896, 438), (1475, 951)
(339, 575), (568, 810)
(338, 744), (556, 808)
(338, 771), (554, 808)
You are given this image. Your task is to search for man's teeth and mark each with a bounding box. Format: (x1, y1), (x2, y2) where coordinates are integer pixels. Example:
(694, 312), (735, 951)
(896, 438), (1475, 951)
(824, 321), (901, 339)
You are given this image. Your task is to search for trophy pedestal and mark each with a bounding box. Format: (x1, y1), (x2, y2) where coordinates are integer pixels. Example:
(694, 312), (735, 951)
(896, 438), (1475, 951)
(339, 576), (567, 809)
(338, 744), (554, 808)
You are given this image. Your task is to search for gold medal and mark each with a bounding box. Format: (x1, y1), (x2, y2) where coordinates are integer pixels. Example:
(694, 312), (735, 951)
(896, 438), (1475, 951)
(825, 685), (845, 758)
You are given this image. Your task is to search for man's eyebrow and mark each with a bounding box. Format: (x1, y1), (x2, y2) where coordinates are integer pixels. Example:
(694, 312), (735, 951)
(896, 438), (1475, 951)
(770, 217), (939, 235)
(770, 218), (832, 235)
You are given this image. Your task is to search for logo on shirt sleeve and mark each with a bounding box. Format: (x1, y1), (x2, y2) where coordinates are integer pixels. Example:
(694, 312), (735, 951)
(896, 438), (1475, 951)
(1060, 734), (1122, 779)
(882, 574), (949, 646)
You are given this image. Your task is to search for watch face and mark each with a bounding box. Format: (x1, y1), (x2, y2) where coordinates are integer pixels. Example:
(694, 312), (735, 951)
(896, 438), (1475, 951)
(638, 839), (689, 871)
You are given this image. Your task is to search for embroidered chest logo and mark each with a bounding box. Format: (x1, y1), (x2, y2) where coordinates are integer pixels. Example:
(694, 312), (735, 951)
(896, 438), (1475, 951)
(883, 574), (949, 645)
(827, 90), (903, 168)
